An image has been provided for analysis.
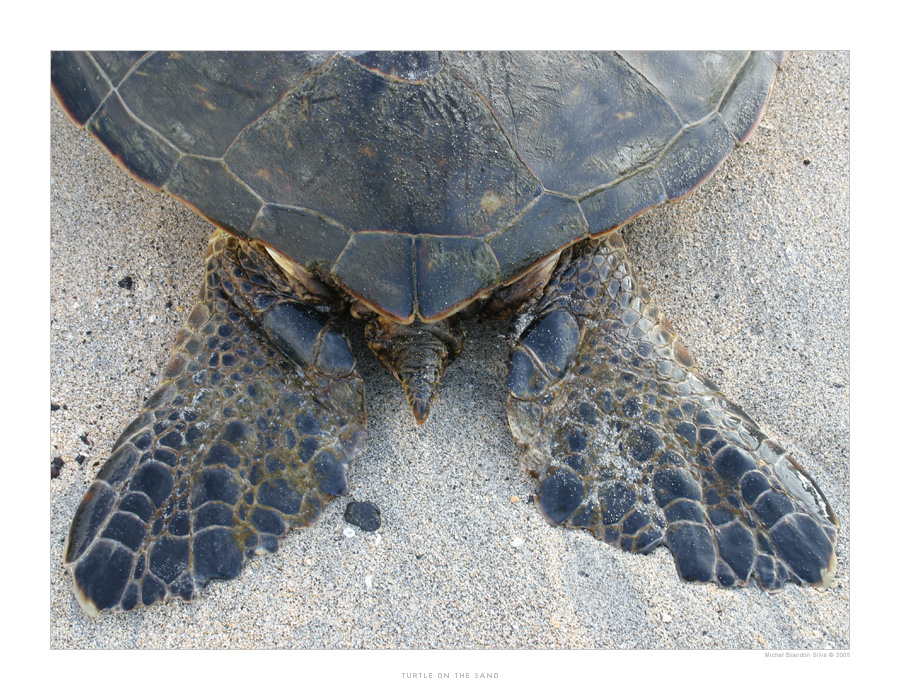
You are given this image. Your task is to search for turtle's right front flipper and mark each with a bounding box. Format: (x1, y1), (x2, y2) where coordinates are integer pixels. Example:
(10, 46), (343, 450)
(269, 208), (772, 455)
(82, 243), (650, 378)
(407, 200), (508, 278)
(64, 232), (366, 616)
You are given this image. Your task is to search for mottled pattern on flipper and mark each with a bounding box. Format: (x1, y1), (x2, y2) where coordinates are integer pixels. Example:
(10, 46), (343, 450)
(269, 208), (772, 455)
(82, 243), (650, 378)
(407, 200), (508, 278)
(64, 232), (366, 615)
(507, 233), (838, 589)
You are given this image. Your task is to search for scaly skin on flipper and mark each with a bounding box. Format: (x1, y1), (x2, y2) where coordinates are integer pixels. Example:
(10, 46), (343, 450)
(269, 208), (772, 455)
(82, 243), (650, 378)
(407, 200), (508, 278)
(507, 233), (838, 589)
(64, 231), (366, 615)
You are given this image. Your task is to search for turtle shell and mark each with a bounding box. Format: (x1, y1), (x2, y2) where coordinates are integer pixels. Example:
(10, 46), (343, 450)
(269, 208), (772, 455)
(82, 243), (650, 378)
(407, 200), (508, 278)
(51, 51), (784, 322)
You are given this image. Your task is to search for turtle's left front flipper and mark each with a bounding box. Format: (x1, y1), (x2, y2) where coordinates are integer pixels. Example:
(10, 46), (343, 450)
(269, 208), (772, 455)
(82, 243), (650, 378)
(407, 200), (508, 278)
(507, 232), (838, 589)
(64, 232), (366, 615)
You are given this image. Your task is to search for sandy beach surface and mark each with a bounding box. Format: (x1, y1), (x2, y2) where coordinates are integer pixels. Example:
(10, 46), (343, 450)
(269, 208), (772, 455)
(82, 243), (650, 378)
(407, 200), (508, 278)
(50, 51), (849, 665)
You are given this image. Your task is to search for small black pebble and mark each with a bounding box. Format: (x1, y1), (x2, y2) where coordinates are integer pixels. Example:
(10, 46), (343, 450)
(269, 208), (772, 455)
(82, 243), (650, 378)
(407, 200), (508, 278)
(51, 403), (60, 412)
(803, 159), (811, 166)
(118, 276), (134, 290)
(75, 454), (86, 465)
(79, 433), (91, 446)
(344, 501), (382, 532)
(51, 456), (64, 479)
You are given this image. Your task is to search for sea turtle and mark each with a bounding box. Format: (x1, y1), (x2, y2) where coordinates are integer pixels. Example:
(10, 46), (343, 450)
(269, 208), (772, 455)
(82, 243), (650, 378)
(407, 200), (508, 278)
(51, 51), (839, 616)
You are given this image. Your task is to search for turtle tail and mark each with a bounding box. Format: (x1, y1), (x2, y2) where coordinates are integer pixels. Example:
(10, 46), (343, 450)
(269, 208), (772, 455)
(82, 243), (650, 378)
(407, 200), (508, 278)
(364, 317), (465, 424)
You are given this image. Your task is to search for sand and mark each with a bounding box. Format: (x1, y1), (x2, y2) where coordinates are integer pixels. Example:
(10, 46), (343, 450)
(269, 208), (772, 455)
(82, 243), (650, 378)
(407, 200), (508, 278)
(50, 52), (849, 662)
